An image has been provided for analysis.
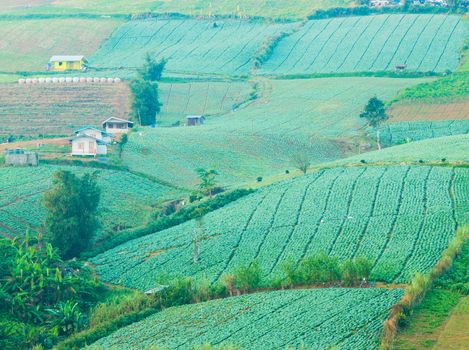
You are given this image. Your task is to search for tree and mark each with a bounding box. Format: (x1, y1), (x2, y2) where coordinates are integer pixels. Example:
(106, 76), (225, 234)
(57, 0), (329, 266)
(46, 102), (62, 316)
(291, 150), (311, 174)
(360, 97), (388, 150)
(130, 79), (161, 126)
(118, 133), (128, 159)
(138, 53), (167, 81)
(43, 171), (101, 259)
(196, 168), (220, 197)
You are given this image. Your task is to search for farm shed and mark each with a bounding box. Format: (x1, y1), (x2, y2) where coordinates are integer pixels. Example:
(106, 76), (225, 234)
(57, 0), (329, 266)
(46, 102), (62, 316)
(186, 115), (205, 126)
(102, 117), (134, 134)
(70, 134), (109, 156)
(48, 55), (88, 71)
(4, 149), (39, 166)
(74, 126), (113, 143)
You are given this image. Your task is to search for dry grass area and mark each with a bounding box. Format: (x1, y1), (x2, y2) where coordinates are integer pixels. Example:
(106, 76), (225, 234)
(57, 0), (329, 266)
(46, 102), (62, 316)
(388, 97), (469, 122)
(0, 18), (121, 72)
(0, 83), (129, 138)
(434, 296), (469, 350)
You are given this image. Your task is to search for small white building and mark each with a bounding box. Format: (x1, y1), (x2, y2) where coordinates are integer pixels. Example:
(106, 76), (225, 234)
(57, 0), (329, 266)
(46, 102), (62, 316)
(70, 134), (109, 156)
(186, 115), (205, 126)
(74, 126), (112, 143)
(102, 117), (134, 134)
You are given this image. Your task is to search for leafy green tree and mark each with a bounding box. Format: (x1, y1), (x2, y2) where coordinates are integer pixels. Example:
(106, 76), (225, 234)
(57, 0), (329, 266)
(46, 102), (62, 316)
(196, 168), (220, 197)
(233, 261), (262, 292)
(130, 78), (161, 126)
(118, 133), (128, 159)
(360, 97), (388, 150)
(138, 53), (167, 81)
(43, 171), (101, 259)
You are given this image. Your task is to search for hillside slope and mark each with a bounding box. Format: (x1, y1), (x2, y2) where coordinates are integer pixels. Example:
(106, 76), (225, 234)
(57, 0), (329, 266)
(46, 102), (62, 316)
(90, 288), (403, 350)
(92, 165), (469, 290)
(0, 165), (181, 238)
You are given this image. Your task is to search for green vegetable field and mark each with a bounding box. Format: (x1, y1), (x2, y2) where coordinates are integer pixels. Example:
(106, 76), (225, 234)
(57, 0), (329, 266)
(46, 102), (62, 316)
(158, 81), (253, 126)
(260, 14), (468, 74)
(378, 120), (469, 146)
(90, 288), (403, 350)
(123, 77), (422, 187)
(89, 19), (294, 76)
(0, 165), (181, 238)
(332, 134), (469, 165)
(92, 165), (468, 290)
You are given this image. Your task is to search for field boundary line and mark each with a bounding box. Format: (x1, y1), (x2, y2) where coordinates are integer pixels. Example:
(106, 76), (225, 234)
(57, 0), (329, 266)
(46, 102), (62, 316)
(415, 15), (449, 71)
(267, 171), (326, 274)
(351, 167), (388, 259)
(327, 167), (368, 255)
(402, 14), (436, 65)
(431, 17), (462, 72)
(371, 166), (410, 271)
(393, 166), (432, 282)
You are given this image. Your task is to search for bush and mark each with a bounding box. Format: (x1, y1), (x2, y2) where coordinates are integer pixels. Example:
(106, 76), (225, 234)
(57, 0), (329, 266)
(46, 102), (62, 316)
(232, 261), (263, 293)
(256, 176), (263, 182)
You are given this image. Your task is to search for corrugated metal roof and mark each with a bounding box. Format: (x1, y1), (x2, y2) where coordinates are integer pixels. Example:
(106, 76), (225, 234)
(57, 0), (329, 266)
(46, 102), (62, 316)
(49, 55), (86, 62)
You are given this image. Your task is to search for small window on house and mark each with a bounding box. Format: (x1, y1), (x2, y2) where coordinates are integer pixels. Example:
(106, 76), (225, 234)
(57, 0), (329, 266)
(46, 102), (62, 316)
(78, 142), (84, 150)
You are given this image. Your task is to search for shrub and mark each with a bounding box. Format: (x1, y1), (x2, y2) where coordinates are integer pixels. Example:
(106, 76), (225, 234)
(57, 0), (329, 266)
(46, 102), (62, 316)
(232, 261), (263, 292)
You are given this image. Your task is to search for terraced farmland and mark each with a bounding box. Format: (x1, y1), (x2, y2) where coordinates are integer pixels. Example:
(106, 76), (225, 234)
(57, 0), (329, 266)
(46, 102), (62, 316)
(123, 77), (423, 187)
(0, 80), (252, 135)
(90, 288), (403, 350)
(333, 134), (469, 165)
(158, 80), (253, 126)
(90, 19), (294, 76)
(260, 14), (467, 74)
(0, 166), (181, 238)
(0, 18), (121, 72)
(92, 165), (468, 290)
(0, 83), (129, 138)
(389, 97), (469, 122)
(379, 120), (469, 146)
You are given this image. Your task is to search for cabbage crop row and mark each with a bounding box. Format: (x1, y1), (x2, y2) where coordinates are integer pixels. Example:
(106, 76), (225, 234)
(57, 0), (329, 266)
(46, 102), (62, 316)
(92, 166), (467, 290)
(90, 288), (403, 350)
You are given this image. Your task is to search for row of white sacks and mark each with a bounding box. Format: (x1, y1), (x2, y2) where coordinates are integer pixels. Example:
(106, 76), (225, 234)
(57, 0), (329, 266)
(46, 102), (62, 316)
(18, 77), (122, 84)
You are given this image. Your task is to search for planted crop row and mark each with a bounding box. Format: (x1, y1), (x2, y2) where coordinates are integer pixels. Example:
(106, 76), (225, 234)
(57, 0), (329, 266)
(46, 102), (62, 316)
(123, 77), (420, 188)
(90, 288), (403, 350)
(0, 84), (129, 137)
(90, 19), (294, 76)
(379, 120), (469, 146)
(0, 166), (181, 238)
(92, 165), (467, 290)
(260, 14), (467, 74)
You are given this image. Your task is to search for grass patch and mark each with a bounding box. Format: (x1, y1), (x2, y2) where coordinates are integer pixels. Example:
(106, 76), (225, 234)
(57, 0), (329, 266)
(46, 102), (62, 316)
(393, 289), (461, 350)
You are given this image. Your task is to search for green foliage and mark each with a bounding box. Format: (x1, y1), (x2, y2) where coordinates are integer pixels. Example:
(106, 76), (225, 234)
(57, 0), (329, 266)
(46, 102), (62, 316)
(118, 134), (128, 159)
(196, 168), (220, 197)
(46, 301), (85, 336)
(92, 166), (467, 290)
(360, 97), (388, 128)
(138, 53), (167, 81)
(393, 72), (469, 101)
(231, 261), (262, 292)
(130, 79), (161, 126)
(0, 235), (104, 349)
(43, 171), (101, 259)
(89, 288), (403, 349)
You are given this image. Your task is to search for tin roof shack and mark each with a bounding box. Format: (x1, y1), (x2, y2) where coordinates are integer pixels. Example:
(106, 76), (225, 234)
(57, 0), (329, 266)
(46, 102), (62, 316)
(4, 149), (39, 166)
(186, 115), (205, 126)
(102, 117), (134, 134)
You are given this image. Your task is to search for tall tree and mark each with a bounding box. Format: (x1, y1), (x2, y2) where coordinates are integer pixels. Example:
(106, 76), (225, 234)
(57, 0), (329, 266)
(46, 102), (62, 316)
(196, 168), (220, 197)
(130, 79), (161, 126)
(360, 97), (388, 150)
(138, 53), (167, 81)
(44, 171), (100, 259)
